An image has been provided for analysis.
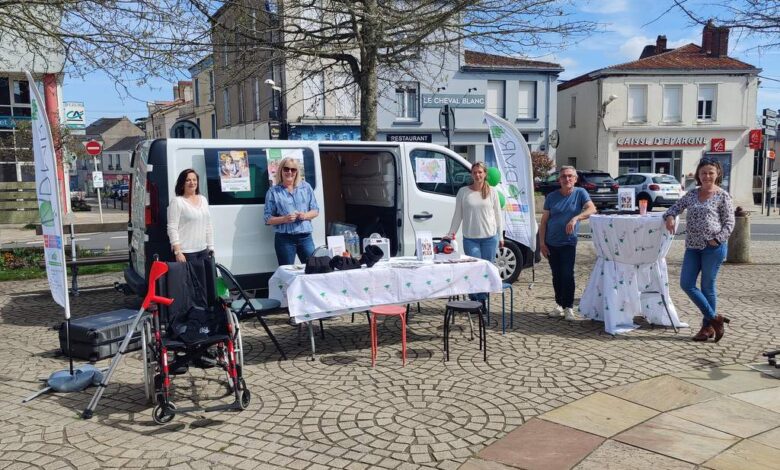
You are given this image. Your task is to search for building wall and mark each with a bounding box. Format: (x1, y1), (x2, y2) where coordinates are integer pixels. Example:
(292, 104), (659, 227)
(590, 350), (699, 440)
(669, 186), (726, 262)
(99, 118), (144, 149)
(556, 80), (599, 170)
(376, 50), (560, 163)
(557, 73), (758, 204)
(190, 58), (216, 138)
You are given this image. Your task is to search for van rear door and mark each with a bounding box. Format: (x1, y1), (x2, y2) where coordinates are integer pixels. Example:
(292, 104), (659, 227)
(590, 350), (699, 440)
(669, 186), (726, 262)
(401, 144), (472, 250)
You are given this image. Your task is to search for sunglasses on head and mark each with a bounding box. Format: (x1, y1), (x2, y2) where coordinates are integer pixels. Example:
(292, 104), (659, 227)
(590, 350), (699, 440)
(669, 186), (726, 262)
(282, 167), (298, 173)
(700, 157), (719, 165)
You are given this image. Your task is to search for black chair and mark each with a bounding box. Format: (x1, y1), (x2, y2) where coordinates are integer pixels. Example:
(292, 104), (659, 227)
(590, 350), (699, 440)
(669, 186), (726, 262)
(443, 300), (487, 362)
(215, 263), (288, 360)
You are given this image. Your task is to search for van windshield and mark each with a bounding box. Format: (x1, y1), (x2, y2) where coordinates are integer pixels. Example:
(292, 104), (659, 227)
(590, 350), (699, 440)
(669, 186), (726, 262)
(204, 147), (316, 205)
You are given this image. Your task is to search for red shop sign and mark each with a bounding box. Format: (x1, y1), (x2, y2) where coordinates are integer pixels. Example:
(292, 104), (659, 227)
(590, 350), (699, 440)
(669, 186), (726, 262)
(748, 129), (763, 149)
(711, 138), (726, 152)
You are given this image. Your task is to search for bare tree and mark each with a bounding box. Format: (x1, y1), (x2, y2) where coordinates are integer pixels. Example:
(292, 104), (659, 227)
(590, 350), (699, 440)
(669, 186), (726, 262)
(1, 1), (596, 139)
(672, 0), (780, 49)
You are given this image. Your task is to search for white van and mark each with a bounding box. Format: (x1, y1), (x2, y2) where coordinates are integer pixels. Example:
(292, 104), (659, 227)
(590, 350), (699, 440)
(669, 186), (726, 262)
(124, 139), (535, 295)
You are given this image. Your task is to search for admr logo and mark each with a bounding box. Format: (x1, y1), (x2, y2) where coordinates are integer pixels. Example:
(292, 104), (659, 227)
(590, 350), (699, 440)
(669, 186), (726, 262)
(490, 125), (505, 139)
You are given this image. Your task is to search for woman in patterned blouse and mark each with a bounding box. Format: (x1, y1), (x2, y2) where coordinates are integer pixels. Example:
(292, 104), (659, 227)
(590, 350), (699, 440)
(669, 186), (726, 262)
(663, 158), (735, 342)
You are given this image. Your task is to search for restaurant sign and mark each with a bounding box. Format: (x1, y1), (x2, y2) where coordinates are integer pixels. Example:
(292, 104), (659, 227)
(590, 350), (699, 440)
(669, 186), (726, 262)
(616, 136), (707, 147)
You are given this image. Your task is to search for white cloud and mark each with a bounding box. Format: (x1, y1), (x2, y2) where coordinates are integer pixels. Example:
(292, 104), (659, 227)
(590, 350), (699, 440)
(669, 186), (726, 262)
(580, 0), (629, 14)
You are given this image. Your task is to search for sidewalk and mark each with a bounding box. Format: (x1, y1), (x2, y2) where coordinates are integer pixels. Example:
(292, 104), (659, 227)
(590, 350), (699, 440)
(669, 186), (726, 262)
(464, 365), (780, 470)
(0, 198), (128, 247)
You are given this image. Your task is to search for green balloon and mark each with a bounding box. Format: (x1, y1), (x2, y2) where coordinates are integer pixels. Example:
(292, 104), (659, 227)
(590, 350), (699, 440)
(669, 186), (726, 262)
(486, 167), (501, 187)
(216, 277), (230, 298)
(498, 191), (506, 208)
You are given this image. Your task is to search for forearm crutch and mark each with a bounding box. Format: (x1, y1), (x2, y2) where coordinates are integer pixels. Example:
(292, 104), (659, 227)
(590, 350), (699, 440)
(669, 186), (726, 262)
(82, 261), (173, 419)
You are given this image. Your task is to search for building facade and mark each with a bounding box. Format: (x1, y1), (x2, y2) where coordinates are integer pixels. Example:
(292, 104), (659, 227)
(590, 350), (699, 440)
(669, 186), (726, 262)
(376, 50), (561, 165)
(73, 117), (144, 193)
(557, 24), (759, 204)
(189, 56), (217, 139)
(146, 81), (193, 139)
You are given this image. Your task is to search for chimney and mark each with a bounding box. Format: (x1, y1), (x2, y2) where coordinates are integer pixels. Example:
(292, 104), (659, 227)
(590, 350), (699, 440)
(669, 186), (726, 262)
(655, 35), (667, 54)
(712, 26), (730, 57)
(702, 19), (715, 55)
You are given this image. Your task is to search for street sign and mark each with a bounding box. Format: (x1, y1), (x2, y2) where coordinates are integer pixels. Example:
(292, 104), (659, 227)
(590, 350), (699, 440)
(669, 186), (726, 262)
(85, 140), (102, 156)
(762, 117), (777, 129)
(771, 171), (778, 198)
(92, 171), (104, 188)
(767, 128), (777, 138)
(770, 150), (776, 160)
(764, 108), (777, 119)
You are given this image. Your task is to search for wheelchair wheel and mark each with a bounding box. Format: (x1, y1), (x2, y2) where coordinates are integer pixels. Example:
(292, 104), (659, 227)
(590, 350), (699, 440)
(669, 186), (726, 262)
(152, 402), (176, 424)
(239, 379), (250, 410)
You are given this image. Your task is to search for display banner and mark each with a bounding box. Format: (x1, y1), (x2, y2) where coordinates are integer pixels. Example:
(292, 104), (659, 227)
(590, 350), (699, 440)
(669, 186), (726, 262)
(483, 112), (537, 250)
(25, 69), (70, 314)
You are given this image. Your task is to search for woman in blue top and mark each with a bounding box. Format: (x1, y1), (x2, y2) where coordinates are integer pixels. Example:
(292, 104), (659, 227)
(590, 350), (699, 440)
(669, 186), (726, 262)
(539, 166), (597, 321)
(264, 157), (320, 265)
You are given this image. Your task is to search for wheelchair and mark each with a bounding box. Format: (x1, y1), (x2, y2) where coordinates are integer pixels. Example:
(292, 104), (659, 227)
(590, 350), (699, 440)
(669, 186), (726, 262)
(140, 254), (249, 424)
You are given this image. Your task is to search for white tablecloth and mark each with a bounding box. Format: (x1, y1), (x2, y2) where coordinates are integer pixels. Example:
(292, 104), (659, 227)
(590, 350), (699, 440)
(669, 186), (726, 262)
(269, 257), (503, 324)
(579, 213), (688, 334)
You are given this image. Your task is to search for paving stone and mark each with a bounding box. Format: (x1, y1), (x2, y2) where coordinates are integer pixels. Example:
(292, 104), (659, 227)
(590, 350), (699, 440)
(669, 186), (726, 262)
(674, 365), (780, 395)
(604, 375), (721, 412)
(539, 392), (658, 437)
(614, 414), (740, 464)
(573, 440), (695, 469)
(669, 396), (780, 438)
(703, 439), (780, 470)
(731, 386), (780, 413)
(478, 419), (604, 470)
(751, 426), (780, 451)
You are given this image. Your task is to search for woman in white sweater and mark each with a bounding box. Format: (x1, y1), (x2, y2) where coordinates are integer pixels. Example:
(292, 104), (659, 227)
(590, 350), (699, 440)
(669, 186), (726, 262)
(167, 169), (214, 289)
(447, 162), (503, 302)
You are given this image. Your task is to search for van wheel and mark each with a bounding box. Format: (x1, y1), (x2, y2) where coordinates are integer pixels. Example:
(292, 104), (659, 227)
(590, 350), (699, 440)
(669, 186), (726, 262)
(495, 240), (523, 284)
(637, 194), (653, 211)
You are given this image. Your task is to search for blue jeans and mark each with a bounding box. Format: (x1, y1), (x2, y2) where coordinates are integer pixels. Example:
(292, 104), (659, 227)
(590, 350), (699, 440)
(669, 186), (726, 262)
(547, 244), (576, 308)
(463, 235), (499, 301)
(680, 243), (727, 325)
(274, 232), (315, 266)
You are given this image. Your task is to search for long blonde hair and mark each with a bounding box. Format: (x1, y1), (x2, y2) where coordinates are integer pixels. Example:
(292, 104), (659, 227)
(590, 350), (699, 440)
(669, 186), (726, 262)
(472, 162), (491, 199)
(273, 157), (303, 187)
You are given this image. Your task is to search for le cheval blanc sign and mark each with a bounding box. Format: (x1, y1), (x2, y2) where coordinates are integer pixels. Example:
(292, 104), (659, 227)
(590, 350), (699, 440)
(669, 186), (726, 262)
(617, 136), (707, 147)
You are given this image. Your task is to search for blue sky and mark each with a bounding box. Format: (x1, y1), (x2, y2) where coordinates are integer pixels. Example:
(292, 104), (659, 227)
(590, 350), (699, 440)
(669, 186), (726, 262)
(64, 0), (780, 126)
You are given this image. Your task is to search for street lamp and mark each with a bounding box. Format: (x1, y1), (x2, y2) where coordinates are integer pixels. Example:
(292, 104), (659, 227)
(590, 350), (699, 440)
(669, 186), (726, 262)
(264, 79), (287, 139)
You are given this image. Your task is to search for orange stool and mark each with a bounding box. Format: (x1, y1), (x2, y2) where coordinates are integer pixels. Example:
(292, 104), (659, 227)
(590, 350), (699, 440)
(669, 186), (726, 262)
(369, 305), (408, 367)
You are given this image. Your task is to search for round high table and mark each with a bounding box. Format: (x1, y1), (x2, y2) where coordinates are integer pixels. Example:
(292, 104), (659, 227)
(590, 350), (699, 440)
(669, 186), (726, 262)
(579, 213), (688, 335)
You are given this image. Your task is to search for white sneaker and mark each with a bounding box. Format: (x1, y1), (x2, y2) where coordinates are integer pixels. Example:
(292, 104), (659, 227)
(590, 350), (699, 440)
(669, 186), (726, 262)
(548, 305), (564, 317)
(564, 308), (577, 321)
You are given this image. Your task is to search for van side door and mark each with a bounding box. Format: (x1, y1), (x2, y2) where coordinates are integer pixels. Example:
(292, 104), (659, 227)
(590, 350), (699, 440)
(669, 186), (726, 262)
(402, 144), (472, 253)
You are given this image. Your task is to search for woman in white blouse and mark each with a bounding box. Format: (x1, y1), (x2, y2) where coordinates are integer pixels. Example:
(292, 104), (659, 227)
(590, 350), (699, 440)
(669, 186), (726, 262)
(167, 169), (214, 288)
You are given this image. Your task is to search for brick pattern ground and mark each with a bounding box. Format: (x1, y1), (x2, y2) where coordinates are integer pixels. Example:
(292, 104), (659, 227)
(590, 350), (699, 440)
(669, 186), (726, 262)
(1, 240), (779, 469)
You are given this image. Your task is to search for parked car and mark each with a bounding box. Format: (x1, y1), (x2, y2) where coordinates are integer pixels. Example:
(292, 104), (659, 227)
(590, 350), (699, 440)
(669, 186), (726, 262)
(110, 184), (129, 199)
(535, 170), (619, 209)
(614, 173), (683, 211)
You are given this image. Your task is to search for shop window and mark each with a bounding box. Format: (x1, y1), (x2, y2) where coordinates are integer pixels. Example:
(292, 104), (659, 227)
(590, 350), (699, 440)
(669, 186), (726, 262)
(662, 85), (682, 122)
(627, 85), (647, 123)
(409, 149), (471, 196)
(697, 84), (716, 120)
(395, 82), (418, 120)
(13, 80), (30, 104)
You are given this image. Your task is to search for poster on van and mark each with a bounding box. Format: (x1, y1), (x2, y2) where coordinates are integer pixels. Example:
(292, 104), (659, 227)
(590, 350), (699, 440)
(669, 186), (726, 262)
(219, 150), (251, 192)
(267, 148), (305, 182)
(415, 157), (446, 183)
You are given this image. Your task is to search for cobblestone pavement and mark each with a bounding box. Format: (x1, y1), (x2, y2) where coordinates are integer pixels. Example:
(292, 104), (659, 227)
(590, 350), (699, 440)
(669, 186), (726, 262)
(1, 241), (779, 469)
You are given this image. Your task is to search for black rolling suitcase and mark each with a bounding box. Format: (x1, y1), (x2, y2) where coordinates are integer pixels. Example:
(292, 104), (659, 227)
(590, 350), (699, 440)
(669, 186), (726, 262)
(59, 309), (146, 362)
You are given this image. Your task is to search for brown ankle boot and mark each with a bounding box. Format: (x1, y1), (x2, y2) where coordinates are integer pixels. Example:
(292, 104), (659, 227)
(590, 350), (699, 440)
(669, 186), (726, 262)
(692, 325), (715, 342)
(711, 315), (730, 343)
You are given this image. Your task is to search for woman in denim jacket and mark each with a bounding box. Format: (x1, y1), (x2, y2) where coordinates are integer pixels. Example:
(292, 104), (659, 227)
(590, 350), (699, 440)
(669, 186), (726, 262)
(664, 158), (734, 342)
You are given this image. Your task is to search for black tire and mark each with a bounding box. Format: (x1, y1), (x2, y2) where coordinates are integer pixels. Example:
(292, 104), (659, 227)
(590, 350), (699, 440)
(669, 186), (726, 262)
(495, 239), (523, 284)
(239, 379), (251, 410)
(637, 193), (653, 211)
(152, 403), (175, 424)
